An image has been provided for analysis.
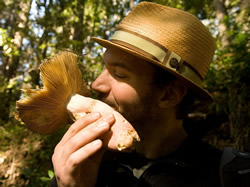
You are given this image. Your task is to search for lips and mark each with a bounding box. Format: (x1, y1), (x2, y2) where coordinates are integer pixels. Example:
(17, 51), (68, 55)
(97, 95), (119, 112)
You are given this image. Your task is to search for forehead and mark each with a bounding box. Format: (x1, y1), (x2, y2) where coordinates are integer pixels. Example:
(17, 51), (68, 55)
(103, 47), (155, 75)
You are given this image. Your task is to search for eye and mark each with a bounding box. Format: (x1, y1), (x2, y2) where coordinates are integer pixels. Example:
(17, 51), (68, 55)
(114, 72), (126, 79)
(112, 67), (128, 79)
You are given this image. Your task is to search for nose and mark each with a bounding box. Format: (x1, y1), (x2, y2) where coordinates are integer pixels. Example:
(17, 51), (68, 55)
(91, 69), (111, 94)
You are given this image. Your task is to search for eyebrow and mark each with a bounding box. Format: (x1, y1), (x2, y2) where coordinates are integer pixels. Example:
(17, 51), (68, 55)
(106, 61), (132, 72)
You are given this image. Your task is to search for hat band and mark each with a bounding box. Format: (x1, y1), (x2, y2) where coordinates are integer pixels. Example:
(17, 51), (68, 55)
(110, 29), (203, 86)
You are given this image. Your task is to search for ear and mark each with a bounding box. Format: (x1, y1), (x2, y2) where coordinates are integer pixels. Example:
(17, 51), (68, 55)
(158, 80), (187, 109)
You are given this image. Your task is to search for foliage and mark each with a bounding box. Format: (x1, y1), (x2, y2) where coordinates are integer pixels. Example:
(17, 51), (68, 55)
(0, 0), (131, 185)
(0, 0), (249, 186)
(203, 16), (250, 150)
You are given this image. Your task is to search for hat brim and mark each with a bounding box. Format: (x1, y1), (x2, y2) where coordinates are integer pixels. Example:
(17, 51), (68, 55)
(92, 37), (214, 103)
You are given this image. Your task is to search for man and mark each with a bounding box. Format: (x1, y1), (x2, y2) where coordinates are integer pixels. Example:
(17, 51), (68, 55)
(51, 2), (222, 186)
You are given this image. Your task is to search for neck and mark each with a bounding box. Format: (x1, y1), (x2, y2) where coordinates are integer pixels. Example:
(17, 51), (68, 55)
(135, 110), (187, 159)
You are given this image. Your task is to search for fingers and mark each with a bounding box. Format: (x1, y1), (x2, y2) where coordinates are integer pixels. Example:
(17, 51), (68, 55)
(60, 114), (115, 163)
(57, 112), (101, 147)
(54, 112), (115, 166)
(65, 139), (103, 174)
(52, 113), (115, 186)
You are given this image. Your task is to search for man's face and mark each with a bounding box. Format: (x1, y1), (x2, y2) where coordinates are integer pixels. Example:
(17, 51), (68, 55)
(91, 47), (160, 134)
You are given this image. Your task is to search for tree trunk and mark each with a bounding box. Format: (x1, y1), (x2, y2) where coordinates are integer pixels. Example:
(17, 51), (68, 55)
(130, 0), (135, 9)
(237, 0), (250, 32)
(8, 0), (32, 79)
(72, 0), (86, 54)
(213, 0), (230, 48)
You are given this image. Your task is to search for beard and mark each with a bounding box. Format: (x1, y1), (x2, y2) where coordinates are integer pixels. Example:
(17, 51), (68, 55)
(98, 91), (157, 141)
(119, 95), (155, 133)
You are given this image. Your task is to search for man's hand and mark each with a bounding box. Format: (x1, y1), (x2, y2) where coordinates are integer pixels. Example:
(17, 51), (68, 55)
(52, 112), (115, 187)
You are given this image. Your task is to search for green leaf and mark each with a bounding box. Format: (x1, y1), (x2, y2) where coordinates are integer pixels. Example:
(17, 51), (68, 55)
(40, 177), (51, 182)
(48, 170), (54, 179)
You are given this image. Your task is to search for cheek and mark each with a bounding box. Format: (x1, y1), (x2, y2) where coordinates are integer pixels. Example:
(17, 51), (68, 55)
(113, 83), (140, 104)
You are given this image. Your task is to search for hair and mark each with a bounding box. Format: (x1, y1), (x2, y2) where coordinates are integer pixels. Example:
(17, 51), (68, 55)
(152, 65), (195, 119)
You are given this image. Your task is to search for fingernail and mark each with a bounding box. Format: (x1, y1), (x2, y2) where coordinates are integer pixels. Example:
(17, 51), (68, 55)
(98, 122), (108, 129)
(90, 112), (100, 118)
(102, 114), (114, 123)
(92, 139), (102, 147)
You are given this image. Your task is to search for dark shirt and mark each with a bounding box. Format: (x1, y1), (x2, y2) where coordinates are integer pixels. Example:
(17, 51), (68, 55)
(96, 137), (222, 187)
(50, 137), (222, 187)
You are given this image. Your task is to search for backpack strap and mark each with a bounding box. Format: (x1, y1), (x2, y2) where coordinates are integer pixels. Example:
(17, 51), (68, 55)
(220, 147), (250, 187)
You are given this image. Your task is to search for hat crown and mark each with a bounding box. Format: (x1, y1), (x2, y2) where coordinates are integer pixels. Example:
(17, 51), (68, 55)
(118, 2), (215, 78)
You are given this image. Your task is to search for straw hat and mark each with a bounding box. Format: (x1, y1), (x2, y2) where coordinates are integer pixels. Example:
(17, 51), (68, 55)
(92, 2), (215, 102)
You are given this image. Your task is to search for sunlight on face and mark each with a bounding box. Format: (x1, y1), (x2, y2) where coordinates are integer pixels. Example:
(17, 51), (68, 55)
(92, 47), (160, 135)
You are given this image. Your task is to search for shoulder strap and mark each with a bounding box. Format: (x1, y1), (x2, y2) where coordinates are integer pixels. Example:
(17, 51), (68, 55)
(220, 147), (250, 187)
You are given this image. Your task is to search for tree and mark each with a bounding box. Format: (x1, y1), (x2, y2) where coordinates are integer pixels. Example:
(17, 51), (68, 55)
(0, 0), (131, 185)
(0, 0), (249, 185)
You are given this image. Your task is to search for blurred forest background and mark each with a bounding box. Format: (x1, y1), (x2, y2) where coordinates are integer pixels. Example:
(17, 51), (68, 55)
(0, 0), (249, 186)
